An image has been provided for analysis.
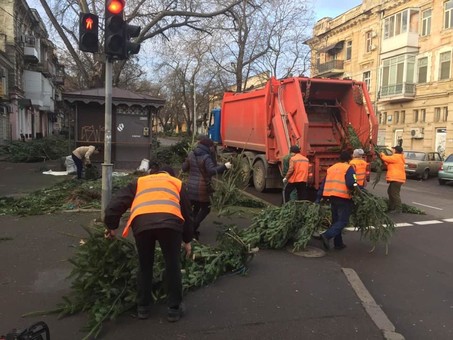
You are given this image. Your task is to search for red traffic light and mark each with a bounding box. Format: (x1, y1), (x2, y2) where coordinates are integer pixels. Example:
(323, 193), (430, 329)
(107, 0), (124, 15)
(84, 17), (94, 30)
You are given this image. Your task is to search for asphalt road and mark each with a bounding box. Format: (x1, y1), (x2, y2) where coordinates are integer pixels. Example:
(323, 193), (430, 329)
(251, 173), (453, 340)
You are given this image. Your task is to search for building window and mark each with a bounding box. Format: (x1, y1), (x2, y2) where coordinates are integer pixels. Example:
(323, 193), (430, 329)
(345, 41), (352, 61)
(439, 51), (451, 80)
(443, 106), (448, 121)
(434, 107), (441, 122)
(413, 109), (419, 122)
(379, 112), (387, 125)
(381, 55), (415, 96)
(445, 0), (453, 29)
(421, 109), (426, 122)
(394, 111), (400, 124)
(417, 57), (428, 83)
(363, 71), (371, 91)
(401, 110), (406, 123)
(422, 9), (432, 36)
(384, 9), (419, 39)
(365, 31), (373, 52)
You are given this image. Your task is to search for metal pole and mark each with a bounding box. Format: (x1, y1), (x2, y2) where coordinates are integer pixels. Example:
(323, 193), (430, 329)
(193, 80), (196, 135)
(101, 58), (113, 221)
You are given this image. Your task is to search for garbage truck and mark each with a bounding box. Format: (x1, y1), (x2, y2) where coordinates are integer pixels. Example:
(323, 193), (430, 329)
(208, 76), (378, 192)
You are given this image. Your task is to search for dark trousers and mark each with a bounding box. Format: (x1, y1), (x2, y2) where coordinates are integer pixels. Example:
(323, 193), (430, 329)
(191, 200), (211, 232)
(71, 153), (83, 179)
(135, 228), (182, 309)
(387, 181), (403, 212)
(324, 197), (353, 247)
(284, 182), (307, 203)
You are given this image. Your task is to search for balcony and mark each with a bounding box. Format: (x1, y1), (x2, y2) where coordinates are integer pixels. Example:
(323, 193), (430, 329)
(379, 82), (415, 102)
(316, 60), (344, 77)
(23, 35), (40, 64)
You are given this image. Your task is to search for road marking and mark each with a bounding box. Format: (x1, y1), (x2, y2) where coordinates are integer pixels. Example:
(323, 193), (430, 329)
(395, 222), (413, 227)
(411, 202), (443, 210)
(345, 219), (452, 231)
(342, 268), (404, 340)
(413, 220), (443, 225)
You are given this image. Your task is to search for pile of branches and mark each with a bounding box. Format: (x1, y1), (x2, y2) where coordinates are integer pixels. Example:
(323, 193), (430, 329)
(0, 136), (70, 162)
(53, 222), (255, 339)
(241, 188), (404, 253)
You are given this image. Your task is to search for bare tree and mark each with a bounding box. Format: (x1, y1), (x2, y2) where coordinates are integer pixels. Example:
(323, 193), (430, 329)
(38, 0), (244, 89)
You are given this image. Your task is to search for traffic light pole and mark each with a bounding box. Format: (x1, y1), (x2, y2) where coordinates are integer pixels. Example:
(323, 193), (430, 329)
(101, 58), (113, 221)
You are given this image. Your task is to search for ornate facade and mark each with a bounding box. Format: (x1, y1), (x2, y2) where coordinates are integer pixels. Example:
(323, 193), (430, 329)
(306, 0), (453, 158)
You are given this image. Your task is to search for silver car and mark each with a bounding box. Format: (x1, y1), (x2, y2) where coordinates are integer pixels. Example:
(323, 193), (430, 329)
(404, 151), (443, 180)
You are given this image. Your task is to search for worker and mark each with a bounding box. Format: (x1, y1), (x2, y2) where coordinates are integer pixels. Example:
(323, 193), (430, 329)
(315, 151), (357, 250)
(71, 145), (100, 179)
(349, 148), (368, 188)
(104, 165), (193, 322)
(283, 145), (309, 203)
(181, 136), (231, 240)
(380, 145), (406, 214)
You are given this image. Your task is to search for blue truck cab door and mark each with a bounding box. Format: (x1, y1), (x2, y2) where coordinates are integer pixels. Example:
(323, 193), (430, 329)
(208, 108), (222, 143)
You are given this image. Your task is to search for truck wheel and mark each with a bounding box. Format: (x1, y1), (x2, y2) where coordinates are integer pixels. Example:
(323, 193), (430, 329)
(252, 160), (266, 192)
(239, 157), (252, 187)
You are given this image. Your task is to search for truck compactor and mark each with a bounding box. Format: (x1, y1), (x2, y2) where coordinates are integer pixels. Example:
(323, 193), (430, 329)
(208, 76), (378, 192)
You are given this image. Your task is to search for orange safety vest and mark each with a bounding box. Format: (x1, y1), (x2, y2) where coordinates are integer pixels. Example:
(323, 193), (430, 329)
(323, 162), (352, 199)
(122, 173), (184, 237)
(380, 153), (406, 183)
(349, 158), (368, 186)
(288, 153), (309, 183)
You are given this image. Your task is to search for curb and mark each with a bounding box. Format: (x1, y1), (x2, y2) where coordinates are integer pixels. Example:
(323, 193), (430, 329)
(342, 268), (405, 340)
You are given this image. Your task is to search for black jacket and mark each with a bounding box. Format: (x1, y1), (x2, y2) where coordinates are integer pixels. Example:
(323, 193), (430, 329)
(104, 173), (194, 243)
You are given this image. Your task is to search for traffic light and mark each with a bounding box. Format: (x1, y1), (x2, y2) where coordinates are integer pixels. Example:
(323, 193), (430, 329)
(105, 0), (125, 59)
(79, 13), (99, 53)
(125, 23), (141, 57)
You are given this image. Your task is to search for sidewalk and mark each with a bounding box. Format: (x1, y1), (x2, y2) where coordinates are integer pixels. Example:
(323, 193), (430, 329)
(0, 161), (389, 339)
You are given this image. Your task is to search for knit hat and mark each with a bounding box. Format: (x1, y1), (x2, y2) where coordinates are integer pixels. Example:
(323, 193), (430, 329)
(353, 148), (364, 157)
(392, 145), (403, 153)
(290, 145), (300, 153)
(340, 151), (352, 162)
(160, 166), (176, 177)
(199, 137), (214, 148)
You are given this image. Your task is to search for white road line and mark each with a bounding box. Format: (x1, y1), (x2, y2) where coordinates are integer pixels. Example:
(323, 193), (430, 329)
(342, 268), (404, 340)
(443, 218), (453, 222)
(411, 202), (443, 210)
(413, 220), (443, 225)
(395, 223), (413, 227)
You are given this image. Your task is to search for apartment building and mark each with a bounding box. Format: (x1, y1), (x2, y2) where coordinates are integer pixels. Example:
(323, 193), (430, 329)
(0, 0), (64, 143)
(306, 0), (453, 158)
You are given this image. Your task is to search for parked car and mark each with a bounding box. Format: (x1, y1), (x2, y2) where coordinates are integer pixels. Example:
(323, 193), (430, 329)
(438, 153), (453, 185)
(403, 151), (443, 180)
(371, 146), (393, 171)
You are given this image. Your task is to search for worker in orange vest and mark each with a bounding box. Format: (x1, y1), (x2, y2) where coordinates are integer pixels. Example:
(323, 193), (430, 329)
(349, 148), (368, 188)
(104, 165), (193, 322)
(283, 145), (309, 203)
(315, 151), (358, 250)
(380, 145), (406, 213)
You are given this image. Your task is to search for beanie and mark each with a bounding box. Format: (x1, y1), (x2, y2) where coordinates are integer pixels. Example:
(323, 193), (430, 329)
(353, 149), (364, 157)
(290, 145), (300, 153)
(340, 151), (352, 162)
(199, 138), (214, 148)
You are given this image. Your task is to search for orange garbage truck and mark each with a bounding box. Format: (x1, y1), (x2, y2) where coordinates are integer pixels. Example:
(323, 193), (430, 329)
(208, 76), (378, 192)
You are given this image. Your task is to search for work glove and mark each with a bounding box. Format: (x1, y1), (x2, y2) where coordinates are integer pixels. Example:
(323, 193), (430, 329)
(282, 177), (288, 184)
(225, 162), (232, 169)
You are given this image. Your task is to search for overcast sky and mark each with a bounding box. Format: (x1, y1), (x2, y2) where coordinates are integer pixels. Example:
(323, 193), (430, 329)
(314, 0), (363, 20)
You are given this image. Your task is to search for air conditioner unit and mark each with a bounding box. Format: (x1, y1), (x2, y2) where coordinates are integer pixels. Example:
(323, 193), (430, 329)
(410, 128), (424, 139)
